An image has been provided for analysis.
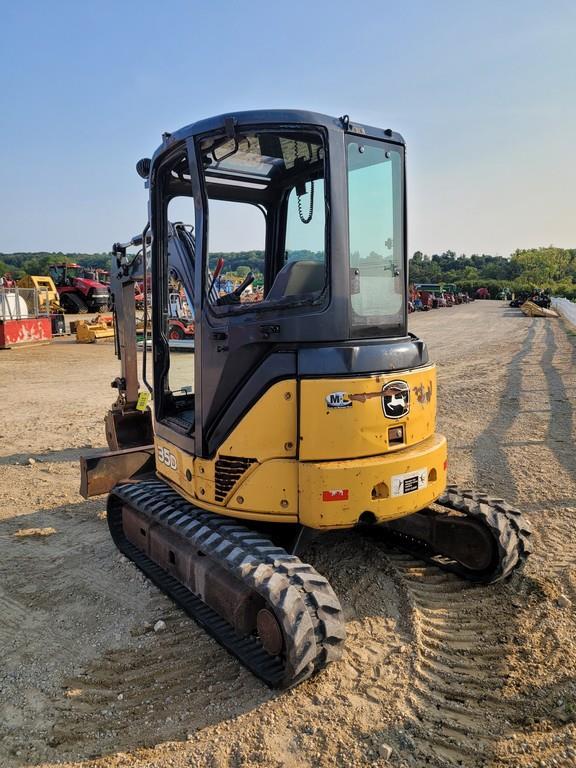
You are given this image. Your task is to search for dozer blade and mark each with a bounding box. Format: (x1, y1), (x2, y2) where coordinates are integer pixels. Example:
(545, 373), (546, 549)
(375, 485), (532, 583)
(107, 479), (346, 688)
(79, 445), (155, 498)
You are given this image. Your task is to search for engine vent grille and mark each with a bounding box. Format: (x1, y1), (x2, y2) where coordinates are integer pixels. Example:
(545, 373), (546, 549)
(214, 456), (257, 502)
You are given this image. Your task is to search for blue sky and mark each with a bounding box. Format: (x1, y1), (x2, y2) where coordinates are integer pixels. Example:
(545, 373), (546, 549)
(1, 0), (574, 256)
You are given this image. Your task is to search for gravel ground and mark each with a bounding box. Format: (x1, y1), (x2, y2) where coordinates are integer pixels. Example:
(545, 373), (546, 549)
(0, 301), (575, 768)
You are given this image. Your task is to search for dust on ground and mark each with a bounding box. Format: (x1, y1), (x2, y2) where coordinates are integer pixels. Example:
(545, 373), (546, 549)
(1, 301), (575, 768)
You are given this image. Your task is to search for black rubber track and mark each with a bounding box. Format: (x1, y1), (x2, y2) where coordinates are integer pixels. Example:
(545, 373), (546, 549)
(61, 292), (88, 314)
(378, 484), (532, 583)
(107, 479), (345, 688)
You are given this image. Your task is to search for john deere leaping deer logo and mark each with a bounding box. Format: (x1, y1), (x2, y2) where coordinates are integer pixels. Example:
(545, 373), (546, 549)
(381, 380), (410, 419)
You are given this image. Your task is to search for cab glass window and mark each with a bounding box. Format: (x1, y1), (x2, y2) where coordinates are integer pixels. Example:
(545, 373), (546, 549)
(208, 200), (266, 305)
(198, 130), (327, 312)
(284, 180), (325, 263)
(347, 139), (404, 334)
(158, 194), (196, 431)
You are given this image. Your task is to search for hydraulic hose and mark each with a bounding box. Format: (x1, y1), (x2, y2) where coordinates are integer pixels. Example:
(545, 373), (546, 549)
(141, 222), (153, 394)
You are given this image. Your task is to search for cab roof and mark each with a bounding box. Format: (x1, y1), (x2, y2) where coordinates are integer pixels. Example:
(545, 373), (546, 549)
(152, 109), (405, 163)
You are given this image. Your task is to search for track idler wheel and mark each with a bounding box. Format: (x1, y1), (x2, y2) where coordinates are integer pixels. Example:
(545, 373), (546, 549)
(377, 485), (532, 583)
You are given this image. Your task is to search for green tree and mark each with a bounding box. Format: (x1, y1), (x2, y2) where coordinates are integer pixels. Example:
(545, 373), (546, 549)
(511, 247), (574, 286)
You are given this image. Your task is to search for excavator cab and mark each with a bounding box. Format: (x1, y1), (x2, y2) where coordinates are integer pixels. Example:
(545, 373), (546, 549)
(153, 115), (407, 453)
(81, 111), (531, 689)
(148, 113), (442, 530)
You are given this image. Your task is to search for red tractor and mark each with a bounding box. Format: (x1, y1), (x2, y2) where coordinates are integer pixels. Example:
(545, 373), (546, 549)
(48, 263), (110, 313)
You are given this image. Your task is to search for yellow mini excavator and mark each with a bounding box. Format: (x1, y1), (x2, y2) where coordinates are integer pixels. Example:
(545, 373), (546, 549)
(81, 111), (531, 689)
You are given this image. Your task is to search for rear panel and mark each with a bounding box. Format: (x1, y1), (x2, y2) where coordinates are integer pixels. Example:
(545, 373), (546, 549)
(299, 365), (436, 461)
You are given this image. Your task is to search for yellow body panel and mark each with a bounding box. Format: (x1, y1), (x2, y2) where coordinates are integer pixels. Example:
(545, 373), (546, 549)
(157, 380), (297, 504)
(299, 433), (447, 529)
(155, 366), (446, 530)
(299, 365), (436, 460)
(155, 437), (299, 523)
(223, 459), (297, 515)
(155, 437), (193, 490)
(217, 380), (297, 460)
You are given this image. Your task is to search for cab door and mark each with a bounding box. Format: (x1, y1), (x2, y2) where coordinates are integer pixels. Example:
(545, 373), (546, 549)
(186, 126), (329, 459)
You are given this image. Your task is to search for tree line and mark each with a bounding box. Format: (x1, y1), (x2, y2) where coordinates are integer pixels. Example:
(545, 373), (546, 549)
(0, 251), (111, 278)
(2, 246), (575, 299)
(411, 247), (576, 298)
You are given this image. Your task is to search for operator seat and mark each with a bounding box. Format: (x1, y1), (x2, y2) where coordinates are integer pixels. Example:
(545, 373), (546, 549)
(266, 260), (325, 301)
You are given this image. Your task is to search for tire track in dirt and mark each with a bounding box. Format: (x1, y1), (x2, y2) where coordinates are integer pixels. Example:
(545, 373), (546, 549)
(48, 599), (259, 759)
(386, 552), (521, 767)
(472, 318), (537, 500)
(499, 735), (576, 768)
(488, 319), (576, 768)
(315, 534), (415, 716)
(508, 319), (576, 680)
(0, 588), (29, 645)
(1, 523), (149, 670)
(377, 316), (576, 767)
